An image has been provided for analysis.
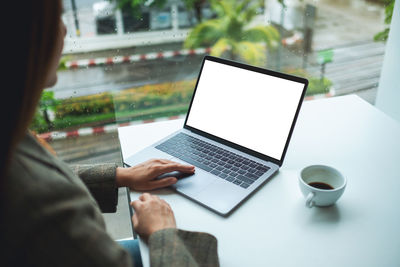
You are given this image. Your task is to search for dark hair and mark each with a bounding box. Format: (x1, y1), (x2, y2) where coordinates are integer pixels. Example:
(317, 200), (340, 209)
(1, 0), (62, 188)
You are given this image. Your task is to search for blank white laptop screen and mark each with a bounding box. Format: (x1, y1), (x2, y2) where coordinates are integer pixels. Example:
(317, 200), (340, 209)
(186, 59), (304, 161)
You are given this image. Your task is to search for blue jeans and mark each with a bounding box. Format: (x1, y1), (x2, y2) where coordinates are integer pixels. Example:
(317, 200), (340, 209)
(117, 239), (143, 267)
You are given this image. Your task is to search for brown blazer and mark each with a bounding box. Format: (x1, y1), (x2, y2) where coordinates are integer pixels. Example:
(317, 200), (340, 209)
(1, 132), (219, 266)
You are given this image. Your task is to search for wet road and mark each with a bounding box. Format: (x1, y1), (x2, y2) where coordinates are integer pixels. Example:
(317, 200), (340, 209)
(51, 55), (204, 98)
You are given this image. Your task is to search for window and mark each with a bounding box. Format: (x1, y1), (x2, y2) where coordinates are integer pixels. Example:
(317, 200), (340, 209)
(35, 0), (392, 164)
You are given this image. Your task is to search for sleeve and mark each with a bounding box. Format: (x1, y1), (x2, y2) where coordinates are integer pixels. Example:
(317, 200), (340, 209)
(21, 169), (135, 267)
(148, 228), (220, 267)
(70, 163), (119, 213)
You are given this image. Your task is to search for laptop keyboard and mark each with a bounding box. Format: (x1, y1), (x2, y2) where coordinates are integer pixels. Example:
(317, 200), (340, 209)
(155, 133), (270, 189)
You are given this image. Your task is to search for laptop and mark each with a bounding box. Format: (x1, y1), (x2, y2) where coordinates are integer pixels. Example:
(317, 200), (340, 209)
(124, 55), (308, 216)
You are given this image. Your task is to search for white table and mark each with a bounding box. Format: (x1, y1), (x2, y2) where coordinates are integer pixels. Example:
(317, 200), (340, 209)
(118, 95), (400, 267)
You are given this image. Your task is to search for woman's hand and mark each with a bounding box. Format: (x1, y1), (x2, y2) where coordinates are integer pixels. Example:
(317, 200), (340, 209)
(131, 193), (176, 241)
(116, 158), (195, 191)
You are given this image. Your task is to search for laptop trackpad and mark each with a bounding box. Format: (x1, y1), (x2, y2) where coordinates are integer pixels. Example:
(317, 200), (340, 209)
(172, 171), (215, 195)
(167, 158), (216, 195)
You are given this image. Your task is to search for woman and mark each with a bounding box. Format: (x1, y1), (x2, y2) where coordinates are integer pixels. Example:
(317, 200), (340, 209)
(1, 1), (219, 266)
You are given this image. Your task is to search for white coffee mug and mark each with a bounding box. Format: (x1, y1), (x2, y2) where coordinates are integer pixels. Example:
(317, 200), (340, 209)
(299, 165), (346, 208)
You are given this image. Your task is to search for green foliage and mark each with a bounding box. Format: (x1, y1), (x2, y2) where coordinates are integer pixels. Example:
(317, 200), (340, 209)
(184, 0), (279, 66)
(374, 0), (395, 42)
(30, 80), (196, 133)
(307, 77), (332, 96)
(58, 56), (69, 71)
(31, 91), (61, 132)
(56, 92), (115, 117)
(285, 68), (332, 96)
(31, 110), (49, 133)
(49, 104), (189, 131)
(39, 91), (59, 111)
(55, 80), (195, 118)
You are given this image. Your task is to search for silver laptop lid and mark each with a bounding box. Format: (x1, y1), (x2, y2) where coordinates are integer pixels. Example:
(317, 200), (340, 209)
(183, 56), (308, 166)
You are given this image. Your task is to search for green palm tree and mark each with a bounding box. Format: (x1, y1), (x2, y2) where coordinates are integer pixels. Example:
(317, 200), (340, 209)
(184, 0), (280, 66)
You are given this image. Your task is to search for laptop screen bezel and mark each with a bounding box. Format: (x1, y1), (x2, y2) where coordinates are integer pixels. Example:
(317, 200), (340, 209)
(183, 55), (308, 167)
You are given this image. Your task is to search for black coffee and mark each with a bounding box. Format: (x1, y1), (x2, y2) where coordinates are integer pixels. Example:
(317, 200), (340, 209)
(308, 182), (334, 190)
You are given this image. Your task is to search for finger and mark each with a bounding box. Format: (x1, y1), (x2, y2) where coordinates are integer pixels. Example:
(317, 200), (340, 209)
(139, 193), (152, 201)
(148, 177), (178, 190)
(132, 213), (139, 229)
(162, 159), (195, 167)
(131, 200), (142, 211)
(157, 163), (195, 174)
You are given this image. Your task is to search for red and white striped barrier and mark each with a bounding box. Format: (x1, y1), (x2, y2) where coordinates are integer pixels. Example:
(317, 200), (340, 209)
(38, 115), (186, 142)
(65, 34), (303, 69)
(65, 47), (212, 69)
(281, 32), (302, 46)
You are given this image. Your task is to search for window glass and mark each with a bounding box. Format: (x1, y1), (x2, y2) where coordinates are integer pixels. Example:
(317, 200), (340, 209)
(178, 3), (215, 28)
(35, 0), (392, 163)
(151, 7), (172, 30)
